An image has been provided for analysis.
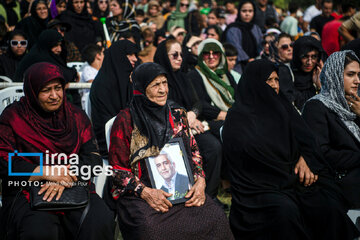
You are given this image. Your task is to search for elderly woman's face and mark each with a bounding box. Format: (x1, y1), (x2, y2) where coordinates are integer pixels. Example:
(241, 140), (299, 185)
(344, 61), (360, 97)
(203, 50), (221, 71)
(300, 50), (319, 73)
(145, 75), (168, 106)
(168, 43), (182, 71)
(38, 79), (63, 112)
(265, 71), (279, 94)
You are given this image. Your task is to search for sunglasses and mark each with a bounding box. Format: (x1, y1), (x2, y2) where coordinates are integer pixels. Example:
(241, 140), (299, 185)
(10, 40), (28, 47)
(180, 3), (189, 7)
(202, 51), (221, 60)
(280, 42), (294, 50)
(169, 52), (183, 60)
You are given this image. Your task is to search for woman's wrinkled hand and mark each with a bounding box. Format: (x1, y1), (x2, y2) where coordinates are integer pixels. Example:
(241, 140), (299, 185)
(346, 95), (360, 116)
(312, 60), (323, 90)
(44, 165), (77, 187)
(141, 187), (173, 213)
(38, 182), (66, 202)
(294, 156), (318, 187)
(185, 177), (206, 207)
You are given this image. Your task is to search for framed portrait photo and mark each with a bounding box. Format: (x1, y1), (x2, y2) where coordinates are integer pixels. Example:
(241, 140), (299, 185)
(145, 138), (194, 204)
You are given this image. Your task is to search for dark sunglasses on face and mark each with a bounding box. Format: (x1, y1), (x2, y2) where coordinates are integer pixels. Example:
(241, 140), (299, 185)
(169, 52), (183, 60)
(280, 42), (294, 50)
(202, 51), (221, 60)
(180, 3), (189, 7)
(10, 40), (28, 47)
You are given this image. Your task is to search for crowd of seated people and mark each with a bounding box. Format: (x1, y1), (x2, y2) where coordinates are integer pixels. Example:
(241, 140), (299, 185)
(1, 0), (360, 239)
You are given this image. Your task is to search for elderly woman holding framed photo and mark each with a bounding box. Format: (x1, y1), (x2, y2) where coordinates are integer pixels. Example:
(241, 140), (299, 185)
(108, 62), (233, 240)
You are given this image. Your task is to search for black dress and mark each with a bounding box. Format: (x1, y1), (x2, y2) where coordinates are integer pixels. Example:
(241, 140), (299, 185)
(222, 59), (359, 240)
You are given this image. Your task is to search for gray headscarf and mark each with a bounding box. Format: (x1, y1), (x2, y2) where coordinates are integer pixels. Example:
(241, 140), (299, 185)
(309, 50), (360, 142)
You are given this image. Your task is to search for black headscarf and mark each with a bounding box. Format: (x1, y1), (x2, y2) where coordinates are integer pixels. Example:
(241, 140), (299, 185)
(154, 40), (198, 111)
(14, 29), (76, 83)
(92, 0), (109, 19)
(0, 0), (19, 26)
(129, 62), (173, 164)
(223, 59), (324, 190)
(15, 0), (50, 49)
(58, 0), (101, 52)
(90, 40), (139, 158)
(0, 30), (28, 80)
(223, 0), (257, 59)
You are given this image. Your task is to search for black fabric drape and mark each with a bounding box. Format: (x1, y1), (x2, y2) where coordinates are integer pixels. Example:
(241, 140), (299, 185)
(57, 0), (103, 52)
(14, 29), (77, 83)
(90, 40), (139, 158)
(153, 40), (200, 112)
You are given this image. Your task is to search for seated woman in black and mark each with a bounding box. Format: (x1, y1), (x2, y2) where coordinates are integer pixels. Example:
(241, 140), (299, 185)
(291, 36), (325, 110)
(303, 50), (360, 209)
(0, 62), (114, 240)
(222, 59), (359, 239)
(108, 62), (233, 239)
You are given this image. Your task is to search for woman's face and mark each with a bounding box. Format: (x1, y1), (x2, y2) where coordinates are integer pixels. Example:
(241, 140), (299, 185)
(10, 35), (27, 57)
(56, 2), (67, 15)
(127, 53), (138, 68)
(110, 0), (122, 17)
(265, 71), (280, 94)
(300, 50), (319, 73)
(35, 3), (49, 20)
(203, 50), (221, 71)
(207, 13), (218, 26)
(145, 75), (168, 106)
(149, 5), (158, 16)
(98, 0), (108, 12)
(168, 43), (182, 71)
(207, 28), (220, 41)
(344, 61), (360, 97)
(73, 0), (85, 14)
(240, 3), (254, 23)
(179, 0), (189, 13)
(38, 79), (63, 112)
(51, 42), (62, 55)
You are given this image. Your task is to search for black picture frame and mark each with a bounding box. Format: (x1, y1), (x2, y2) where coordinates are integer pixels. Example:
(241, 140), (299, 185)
(145, 137), (195, 204)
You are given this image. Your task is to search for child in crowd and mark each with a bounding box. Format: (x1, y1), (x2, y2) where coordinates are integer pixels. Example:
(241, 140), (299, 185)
(79, 44), (104, 109)
(223, 42), (241, 83)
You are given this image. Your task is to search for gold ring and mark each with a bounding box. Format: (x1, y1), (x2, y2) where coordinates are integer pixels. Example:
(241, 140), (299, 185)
(350, 102), (353, 108)
(53, 188), (58, 192)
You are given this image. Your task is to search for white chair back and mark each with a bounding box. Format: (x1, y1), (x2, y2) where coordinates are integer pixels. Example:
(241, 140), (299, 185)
(67, 62), (85, 72)
(0, 75), (13, 83)
(93, 116), (116, 197)
(0, 86), (24, 115)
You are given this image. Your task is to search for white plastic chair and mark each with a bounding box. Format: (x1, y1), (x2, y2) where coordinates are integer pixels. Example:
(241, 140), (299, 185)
(347, 210), (360, 230)
(0, 75), (13, 82)
(0, 86), (24, 115)
(93, 116), (116, 197)
(67, 62), (85, 72)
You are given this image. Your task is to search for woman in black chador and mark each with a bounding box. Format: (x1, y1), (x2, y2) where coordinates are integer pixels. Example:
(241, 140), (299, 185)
(222, 59), (359, 240)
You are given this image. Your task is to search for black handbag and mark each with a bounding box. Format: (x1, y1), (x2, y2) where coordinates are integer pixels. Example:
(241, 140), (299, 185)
(30, 184), (90, 211)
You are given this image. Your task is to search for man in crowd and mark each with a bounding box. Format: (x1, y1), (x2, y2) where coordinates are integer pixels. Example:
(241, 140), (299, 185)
(254, 0), (278, 33)
(310, 0), (334, 37)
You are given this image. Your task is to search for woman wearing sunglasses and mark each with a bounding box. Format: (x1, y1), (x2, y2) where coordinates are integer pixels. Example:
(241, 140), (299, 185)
(0, 30), (28, 80)
(187, 38), (237, 205)
(291, 36), (326, 110)
(222, 0), (262, 74)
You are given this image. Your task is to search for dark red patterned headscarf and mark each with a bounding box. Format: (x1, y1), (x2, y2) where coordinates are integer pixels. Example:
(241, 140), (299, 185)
(0, 62), (93, 166)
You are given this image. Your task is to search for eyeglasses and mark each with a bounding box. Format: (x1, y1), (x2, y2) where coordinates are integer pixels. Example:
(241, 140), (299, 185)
(180, 3), (189, 7)
(169, 52), (183, 60)
(280, 42), (294, 50)
(10, 40), (28, 47)
(300, 54), (319, 61)
(202, 51), (221, 60)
